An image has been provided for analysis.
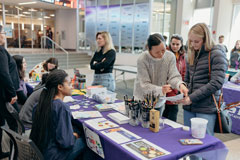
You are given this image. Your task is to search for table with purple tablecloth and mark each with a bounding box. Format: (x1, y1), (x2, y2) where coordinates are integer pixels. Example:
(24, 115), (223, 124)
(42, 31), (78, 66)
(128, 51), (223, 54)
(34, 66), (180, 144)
(68, 95), (228, 160)
(223, 82), (240, 134)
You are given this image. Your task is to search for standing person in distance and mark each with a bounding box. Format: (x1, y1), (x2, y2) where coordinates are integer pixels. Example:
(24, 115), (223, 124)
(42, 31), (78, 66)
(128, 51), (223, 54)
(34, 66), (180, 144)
(90, 31), (116, 92)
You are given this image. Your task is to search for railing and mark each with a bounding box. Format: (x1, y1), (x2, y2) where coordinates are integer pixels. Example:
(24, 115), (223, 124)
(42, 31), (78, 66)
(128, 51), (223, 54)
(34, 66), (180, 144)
(79, 38), (96, 56)
(41, 36), (69, 70)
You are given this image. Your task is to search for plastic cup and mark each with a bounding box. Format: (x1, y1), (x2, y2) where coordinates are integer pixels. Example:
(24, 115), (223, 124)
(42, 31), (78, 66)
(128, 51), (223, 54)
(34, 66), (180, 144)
(190, 118), (208, 139)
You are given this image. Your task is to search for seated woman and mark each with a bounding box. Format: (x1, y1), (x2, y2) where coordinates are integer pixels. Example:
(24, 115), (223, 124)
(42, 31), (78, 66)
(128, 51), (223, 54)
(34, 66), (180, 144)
(30, 69), (89, 160)
(230, 71), (240, 84)
(12, 55), (28, 110)
(19, 73), (48, 129)
(29, 57), (58, 80)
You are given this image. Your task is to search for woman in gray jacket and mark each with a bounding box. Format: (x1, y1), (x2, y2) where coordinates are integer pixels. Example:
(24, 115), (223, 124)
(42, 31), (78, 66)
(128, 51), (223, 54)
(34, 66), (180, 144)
(180, 23), (228, 136)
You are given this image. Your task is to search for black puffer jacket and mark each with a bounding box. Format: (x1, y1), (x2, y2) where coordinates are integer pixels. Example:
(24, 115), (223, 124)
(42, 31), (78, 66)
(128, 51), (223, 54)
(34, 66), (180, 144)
(183, 45), (228, 114)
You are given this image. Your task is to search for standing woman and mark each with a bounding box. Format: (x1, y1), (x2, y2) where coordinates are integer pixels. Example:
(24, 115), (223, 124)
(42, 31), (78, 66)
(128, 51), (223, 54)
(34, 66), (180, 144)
(30, 69), (89, 160)
(163, 34), (186, 122)
(0, 25), (19, 158)
(180, 23), (228, 136)
(90, 31), (116, 92)
(230, 40), (240, 69)
(12, 55), (28, 109)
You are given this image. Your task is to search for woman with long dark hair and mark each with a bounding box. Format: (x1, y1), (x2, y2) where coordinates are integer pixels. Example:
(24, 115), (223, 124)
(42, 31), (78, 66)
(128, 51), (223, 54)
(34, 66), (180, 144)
(12, 55), (28, 108)
(163, 34), (186, 122)
(30, 69), (87, 160)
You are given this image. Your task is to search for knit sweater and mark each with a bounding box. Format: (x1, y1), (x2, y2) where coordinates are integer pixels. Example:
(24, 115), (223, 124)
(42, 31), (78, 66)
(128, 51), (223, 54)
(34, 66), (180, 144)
(133, 50), (184, 100)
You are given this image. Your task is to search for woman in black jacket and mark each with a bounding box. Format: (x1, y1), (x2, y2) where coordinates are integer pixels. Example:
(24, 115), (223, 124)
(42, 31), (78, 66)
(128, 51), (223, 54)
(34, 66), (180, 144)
(0, 25), (20, 158)
(90, 31), (116, 92)
(180, 23), (228, 136)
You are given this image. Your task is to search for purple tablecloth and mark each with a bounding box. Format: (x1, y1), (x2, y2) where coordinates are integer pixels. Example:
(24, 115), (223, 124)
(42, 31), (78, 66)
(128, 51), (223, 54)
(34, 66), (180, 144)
(68, 96), (228, 160)
(223, 82), (240, 134)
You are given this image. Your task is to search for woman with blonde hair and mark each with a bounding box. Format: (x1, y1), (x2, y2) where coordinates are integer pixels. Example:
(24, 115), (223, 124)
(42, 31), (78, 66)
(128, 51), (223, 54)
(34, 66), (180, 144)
(90, 31), (116, 91)
(179, 23), (228, 136)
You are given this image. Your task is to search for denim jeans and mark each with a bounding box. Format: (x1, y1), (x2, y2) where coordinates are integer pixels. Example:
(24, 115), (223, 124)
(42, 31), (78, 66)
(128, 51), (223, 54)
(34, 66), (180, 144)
(92, 73), (115, 92)
(66, 138), (85, 160)
(184, 110), (216, 136)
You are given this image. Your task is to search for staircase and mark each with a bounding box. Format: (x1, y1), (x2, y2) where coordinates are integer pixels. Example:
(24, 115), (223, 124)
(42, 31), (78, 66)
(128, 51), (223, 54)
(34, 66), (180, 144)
(8, 50), (92, 73)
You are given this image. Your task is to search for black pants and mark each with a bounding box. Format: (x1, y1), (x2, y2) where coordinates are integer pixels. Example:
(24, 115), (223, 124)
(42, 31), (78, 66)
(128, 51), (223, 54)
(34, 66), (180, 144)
(163, 104), (178, 122)
(0, 101), (18, 153)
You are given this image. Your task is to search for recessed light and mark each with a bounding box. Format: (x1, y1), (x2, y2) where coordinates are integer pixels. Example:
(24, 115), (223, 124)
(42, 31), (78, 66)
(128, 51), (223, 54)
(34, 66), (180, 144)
(50, 14), (55, 17)
(23, 12), (31, 14)
(19, 2), (37, 5)
(44, 16), (50, 19)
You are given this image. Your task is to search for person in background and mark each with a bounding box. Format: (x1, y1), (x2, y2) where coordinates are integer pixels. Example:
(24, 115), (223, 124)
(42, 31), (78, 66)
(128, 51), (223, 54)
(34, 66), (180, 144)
(29, 57), (58, 80)
(90, 31), (116, 92)
(218, 35), (228, 53)
(0, 25), (20, 159)
(12, 55), (28, 110)
(46, 27), (53, 49)
(230, 40), (240, 69)
(179, 23), (228, 136)
(163, 34), (186, 122)
(133, 33), (188, 114)
(30, 69), (92, 160)
(163, 35), (168, 47)
(19, 73), (49, 129)
(230, 71), (240, 84)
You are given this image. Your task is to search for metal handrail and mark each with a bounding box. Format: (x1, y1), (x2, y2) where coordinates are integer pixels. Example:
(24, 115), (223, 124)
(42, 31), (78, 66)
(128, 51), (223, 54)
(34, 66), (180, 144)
(41, 36), (69, 70)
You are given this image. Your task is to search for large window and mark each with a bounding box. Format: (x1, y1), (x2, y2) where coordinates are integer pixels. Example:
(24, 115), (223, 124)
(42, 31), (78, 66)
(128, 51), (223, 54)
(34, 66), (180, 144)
(151, 0), (177, 45)
(1, 4), (55, 49)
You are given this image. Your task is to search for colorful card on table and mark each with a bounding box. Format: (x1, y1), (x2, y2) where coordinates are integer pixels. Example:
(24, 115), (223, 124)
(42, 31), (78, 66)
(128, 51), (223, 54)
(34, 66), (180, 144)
(83, 125), (105, 158)
(70, 104), (80, 110)
(84, 118), (119, 130)
(121, 139), (170, 160)
(93, 104), (114, 111)
(71, 111), (103, 119)
(101, 127), (141, 144)
(179, 139), (203, 145)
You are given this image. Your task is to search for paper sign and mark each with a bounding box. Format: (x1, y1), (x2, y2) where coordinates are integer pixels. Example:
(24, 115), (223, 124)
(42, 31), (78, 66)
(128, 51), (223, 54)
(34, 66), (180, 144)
(83, 125), (105, 158)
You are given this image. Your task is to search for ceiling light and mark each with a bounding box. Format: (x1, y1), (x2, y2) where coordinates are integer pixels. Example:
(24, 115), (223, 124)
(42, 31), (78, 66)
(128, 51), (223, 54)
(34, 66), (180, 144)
(44, 16), (50, 19)
(19, 2), (37, 5)
(15, 6), (23, 10)
(38, 18), (43, 20)
(28, 9), (37, 12)
(23, 12), (31, 14)
(50, 14), (55, 17)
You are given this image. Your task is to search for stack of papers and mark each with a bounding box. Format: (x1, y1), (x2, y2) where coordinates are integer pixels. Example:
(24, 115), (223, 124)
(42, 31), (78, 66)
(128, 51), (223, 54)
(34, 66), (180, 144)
(163, 119), (183, 128)
(101, 127), (141, 144)
(112, 102), (126, 114)
(63, 96), (76, 103)
(70, 104), (81, 110)
(108, 112), (130, 124)
(93, 104), (114, 111)
(84, 118), (119, 130)
(72, 111), (103, 119)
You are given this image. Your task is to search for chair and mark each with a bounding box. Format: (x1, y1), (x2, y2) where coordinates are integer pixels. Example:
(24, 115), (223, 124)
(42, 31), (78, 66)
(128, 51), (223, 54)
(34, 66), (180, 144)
(1, 126), (44, 160)
(6, 103), (25, 135)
